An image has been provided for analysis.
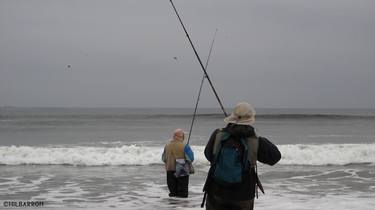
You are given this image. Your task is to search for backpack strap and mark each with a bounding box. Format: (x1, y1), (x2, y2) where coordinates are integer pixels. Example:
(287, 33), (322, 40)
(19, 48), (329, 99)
(212, 129), (230, 162)
(246, 137), (259, 168)
(246, 136), (264, 197)
(212, 129), (223, 159)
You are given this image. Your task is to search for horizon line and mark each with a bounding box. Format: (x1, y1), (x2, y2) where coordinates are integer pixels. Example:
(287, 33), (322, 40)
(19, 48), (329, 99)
(1, 106), (374, 110)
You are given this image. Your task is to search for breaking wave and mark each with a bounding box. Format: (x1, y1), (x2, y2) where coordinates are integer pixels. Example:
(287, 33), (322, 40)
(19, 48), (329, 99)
(0, 143), (374, 166)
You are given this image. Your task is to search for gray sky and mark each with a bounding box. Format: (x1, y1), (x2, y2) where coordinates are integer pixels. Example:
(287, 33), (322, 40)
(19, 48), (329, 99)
(1, 0), (374, 109)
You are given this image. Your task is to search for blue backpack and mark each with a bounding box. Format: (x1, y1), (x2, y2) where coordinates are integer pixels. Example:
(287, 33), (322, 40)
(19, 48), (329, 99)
(212, 132), (249, 185)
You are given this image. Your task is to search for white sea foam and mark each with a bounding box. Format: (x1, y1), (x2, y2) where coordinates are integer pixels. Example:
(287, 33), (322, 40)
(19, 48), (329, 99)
(255, 190), (375, 210)
(279, 143), (375, 165)
(0, 143), (375, 166)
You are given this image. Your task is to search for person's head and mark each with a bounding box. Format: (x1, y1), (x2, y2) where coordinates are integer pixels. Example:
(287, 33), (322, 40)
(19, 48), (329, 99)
(172, 128), (185, 141)
(224, 102), (256, 126)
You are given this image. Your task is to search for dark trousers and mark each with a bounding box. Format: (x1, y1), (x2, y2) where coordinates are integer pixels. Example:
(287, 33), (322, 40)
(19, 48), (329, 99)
(206, 194), (254, 210)
(167, 171), (189, 197)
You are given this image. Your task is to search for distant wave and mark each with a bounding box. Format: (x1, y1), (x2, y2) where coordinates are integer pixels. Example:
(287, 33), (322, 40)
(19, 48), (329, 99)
(131, 113), (375, 120)
(2, 107), (375, 121)
(1, 143), (375, 166)
(1, 113), (375, 121)
(257, 114), (375, 120)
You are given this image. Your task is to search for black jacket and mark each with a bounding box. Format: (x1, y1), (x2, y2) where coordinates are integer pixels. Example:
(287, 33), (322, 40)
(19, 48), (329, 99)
(204, 124), (281, 200)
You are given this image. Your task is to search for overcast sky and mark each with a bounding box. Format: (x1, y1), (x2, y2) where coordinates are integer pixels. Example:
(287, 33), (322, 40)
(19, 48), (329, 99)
(0, 0), (374, 109)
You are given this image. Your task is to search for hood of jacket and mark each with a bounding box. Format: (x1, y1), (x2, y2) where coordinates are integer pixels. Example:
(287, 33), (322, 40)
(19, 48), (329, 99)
(224, 123), (256, 139)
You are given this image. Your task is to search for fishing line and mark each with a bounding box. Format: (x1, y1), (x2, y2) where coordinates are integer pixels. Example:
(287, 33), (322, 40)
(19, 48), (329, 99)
(187, 29), (218, 145)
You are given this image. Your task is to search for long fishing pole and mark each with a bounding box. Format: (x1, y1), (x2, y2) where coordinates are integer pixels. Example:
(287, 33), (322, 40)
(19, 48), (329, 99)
(187, 29), (218, 145)
(169, 0), (228, 117)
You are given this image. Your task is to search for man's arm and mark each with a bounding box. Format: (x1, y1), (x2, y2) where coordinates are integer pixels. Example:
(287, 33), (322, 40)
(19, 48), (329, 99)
(184, 144), (194, 162)
(257, 136), (281, 166)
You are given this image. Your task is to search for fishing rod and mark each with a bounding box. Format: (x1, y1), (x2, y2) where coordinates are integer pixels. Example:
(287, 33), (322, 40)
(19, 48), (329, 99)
(169, 0), (228, 117)
(187, 29), (218, 145)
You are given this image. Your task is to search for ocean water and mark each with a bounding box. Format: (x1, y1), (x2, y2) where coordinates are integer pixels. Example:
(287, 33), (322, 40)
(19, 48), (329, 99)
(1, 107), (375, 209)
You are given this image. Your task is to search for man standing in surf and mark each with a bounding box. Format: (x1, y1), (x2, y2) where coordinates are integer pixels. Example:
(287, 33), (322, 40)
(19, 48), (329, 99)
(162, 128), (194, 198)
(202, 102), (281, 210)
